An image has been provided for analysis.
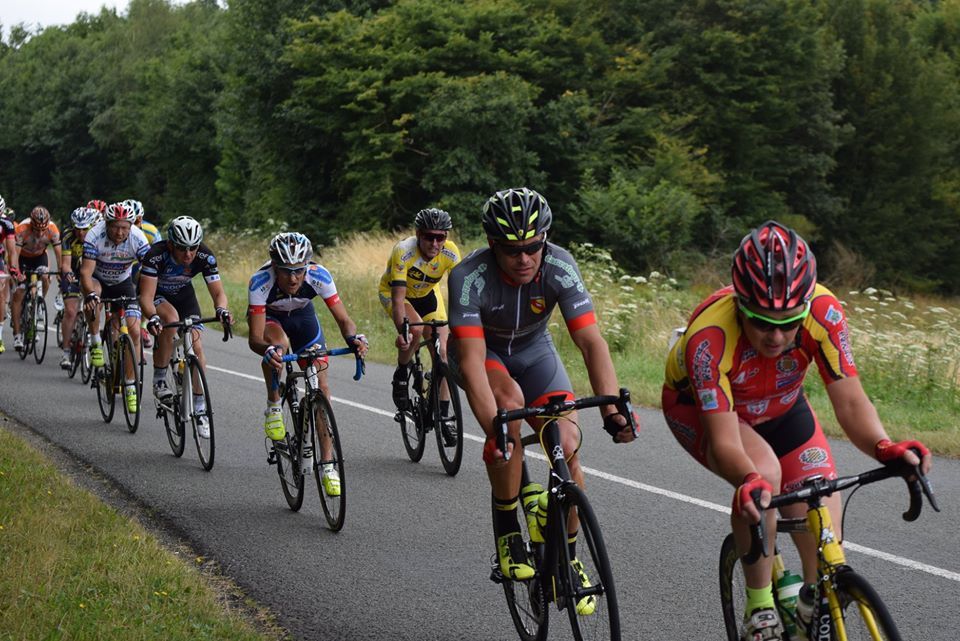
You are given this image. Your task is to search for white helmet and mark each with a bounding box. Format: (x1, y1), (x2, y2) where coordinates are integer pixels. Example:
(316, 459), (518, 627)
(123, 199), (145, 223)
(167, 216), (203, 247)
(269, 232), (313, 265)
(71, 207), (100, 230)
(0, 195), (5, 214)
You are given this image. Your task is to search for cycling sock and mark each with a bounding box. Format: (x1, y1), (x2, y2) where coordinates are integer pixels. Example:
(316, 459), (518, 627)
(267, 399), (281, 410)
(745, 584), (776, 613)
(193, 395), (206, 413)
(441, 400), (450, 416)
(153, 366), (168, 385)
(492, 494), (521, 537)
(91, 334), (102, 346)
(568, 532), (578, 559)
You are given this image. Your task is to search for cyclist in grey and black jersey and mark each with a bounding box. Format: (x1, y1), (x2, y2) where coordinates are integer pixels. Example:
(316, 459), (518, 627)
(448, 187), (639, 587)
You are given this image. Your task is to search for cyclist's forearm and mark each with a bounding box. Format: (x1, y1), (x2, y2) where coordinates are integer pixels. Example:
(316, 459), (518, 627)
(575, 327), (620, 413)
(458, 346), (497, 436)
(391, 286), (407, 330)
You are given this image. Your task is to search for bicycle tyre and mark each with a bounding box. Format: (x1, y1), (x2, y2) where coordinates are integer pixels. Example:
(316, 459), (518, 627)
(118, 333), (140, 433)
(162, 391), (186, 458)
(187, 357), (215, 471)
(432, 364), (464, 476)
(503, 537), (549, 641)
(719, 533), (748, 641)
(79, 315), (93, 384)
(277, 387), (305, 511)
(54, 308), (63, 353)
(68, 313), (83, 378)
(560, 484), (621, 641)
(399, 363), (427, 462)
(830, 568), (902, 641)
(96, 331), (116, 423)
(17, 298), (30, 360)
(33, 296), (47, 364)
(311, 393), (345, 531)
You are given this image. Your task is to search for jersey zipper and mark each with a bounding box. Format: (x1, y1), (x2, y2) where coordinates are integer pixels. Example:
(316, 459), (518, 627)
(508, 285), (522, 356)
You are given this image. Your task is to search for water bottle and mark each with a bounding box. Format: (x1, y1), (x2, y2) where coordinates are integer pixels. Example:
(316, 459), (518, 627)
(536, 490), (550, 532)
(520, 482), (545, 543)
(306, 365), (319, 392)
(775, 568), (804, 637)
(795, 583), (816, 638)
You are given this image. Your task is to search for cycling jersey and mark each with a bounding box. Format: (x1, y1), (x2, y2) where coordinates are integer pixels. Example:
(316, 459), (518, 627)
(448, 244), (596, 355)
(378, 236), (461, 299)
(82, 221), (150, 285)
(139, 241), (220, 296)
(16, 220), (61, 258)
(139, 220), (162, 244)
(0, 216), (14, 251)
(663, 284), (857, 425)
(247, 261), (341, 316)
(61, 229), (86, 273)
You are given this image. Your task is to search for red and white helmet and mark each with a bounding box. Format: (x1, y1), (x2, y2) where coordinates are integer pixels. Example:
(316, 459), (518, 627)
(104, 202), (135, 222)
(731, 220), (817, 311)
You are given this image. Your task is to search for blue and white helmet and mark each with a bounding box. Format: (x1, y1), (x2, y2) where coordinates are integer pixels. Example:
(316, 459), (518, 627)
(123, 199), (145, 223)
(269, 232), (313, 265)
(70, 207), (100, 230)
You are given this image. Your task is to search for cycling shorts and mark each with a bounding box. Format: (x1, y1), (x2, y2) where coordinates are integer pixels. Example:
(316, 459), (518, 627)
(95, 276), (141, 320)
(448, 332), (573, 408)
(17, 254), (48, 288)
(378, 287), (446, 322)
(662, 387), (838, 493)
(60, 274), (81, 298)
(265, 304), (326, 354)
(155, 285), (201, 323)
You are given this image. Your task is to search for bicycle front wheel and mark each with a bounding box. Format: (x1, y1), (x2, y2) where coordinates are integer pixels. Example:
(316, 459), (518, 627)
(32, 297), (47, 364)
(68, 313), (83, 378)
(18, 301), (30, 360)
(719, 533), (747, 641)
(399, 364), (427, 462)
(96, 333), (116, 423)
(830, 568), (902, 641)
(79, 317), (93, 384)
(433, 364), (464, 476)
(277, 389), (305, 511)
(54, 308), (63, 352)
(503, 542), (549, 641)
(560, 484), (621, 641)
(187, 357), (215, 471)
(118, 334), (140, 433)
(311, 393), (345, 531)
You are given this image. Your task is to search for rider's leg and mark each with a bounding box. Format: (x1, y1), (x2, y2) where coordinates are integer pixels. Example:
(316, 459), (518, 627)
(11, 285), (23, 335)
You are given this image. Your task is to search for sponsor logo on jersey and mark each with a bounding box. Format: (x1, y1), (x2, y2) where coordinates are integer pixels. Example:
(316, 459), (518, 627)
(776, 374), (803, 390)
(206, 254), (216, 265)
(776, 356), (799, 374)
(741, 347), (758, 362)
(544, 254), (584, 293)
(780, 388), (801, 405)
(837, 327), (855, 367)
(441, 247), (457, 261)
(799, 447), (830, 471)
(530, 296), (545, 314)
(692, 340), (714, 386)
(825, 304), (842, 325)
(731, 368), (759, 385)
(459, 263), (487, 305)
(746, 400), (769, 415)
(249, 270), (271, 292)
(572, 298), (590, 309)
(309, 264), (333, 285)
(698, 388), (719, 410)
(400, 250), (415, 262)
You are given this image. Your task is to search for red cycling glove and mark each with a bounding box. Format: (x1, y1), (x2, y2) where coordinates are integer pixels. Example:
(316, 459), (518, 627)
(875, 438), (930, 464)
(732, 472), (772, 517)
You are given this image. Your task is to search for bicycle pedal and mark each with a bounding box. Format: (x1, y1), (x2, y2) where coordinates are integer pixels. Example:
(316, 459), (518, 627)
(266, 450), (278, 465)
(489, 565), (506, 584)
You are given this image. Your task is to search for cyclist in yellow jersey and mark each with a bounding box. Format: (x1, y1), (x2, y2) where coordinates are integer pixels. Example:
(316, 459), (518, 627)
(58, 207), (100, 368)
(378, 208), (461, 410)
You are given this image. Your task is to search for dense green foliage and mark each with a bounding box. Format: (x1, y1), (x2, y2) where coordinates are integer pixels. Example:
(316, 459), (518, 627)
(2, 0), (960, 290)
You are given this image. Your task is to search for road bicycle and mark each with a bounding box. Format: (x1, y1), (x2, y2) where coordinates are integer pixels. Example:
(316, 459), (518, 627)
(719, 455), (939, 641)
(489, 390), (639, 641)
(16, 269), (54, 363)
(267, 345), (364, 531)
(157, 316), (232, 471)
(92, 296), (143, 433)
(60, 303), (92, 381)
(393, 317), (464, 476)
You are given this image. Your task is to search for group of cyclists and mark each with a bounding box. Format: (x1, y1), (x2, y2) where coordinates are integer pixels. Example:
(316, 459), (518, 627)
(0, 184), (936, 641)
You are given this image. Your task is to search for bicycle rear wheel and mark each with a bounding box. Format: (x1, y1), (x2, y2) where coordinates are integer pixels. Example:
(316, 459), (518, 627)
(68, 313), (83, 378)
(96, 333), (116, 423)
(311, 393), (345, 531)
(432, 364), (464, 476)
(830, 568), (902, 641)
(719, 533), (747, 641)
(18, 300), (30, 360)
(162, 393), (186, 457)
(54, 308), (63, 352)
(399, 363), (427, 462)
(187, 357), (215, 471)
(79, 316), (93, 384)
(32, 297), (47, 364)
(560, 484), (621, 641)
(119, 334), (140, 433)
(277, 388), (305, 511)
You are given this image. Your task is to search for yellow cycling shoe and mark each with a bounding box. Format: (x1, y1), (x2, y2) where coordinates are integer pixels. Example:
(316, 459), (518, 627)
(264, 407), (285, 441)
(124, 385), (138, 414)
(572, 558), (596, 615)
(321, 466), (341, 497)
(90, 345), (104, 367)
(497, 532), (535, 581)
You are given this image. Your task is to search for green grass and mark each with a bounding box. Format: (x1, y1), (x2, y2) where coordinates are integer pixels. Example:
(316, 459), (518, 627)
(206, 232), (960, 456)
(0, 425), (275, 641)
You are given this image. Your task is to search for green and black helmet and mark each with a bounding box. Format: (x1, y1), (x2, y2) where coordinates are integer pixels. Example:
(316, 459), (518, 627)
(481, 187), (552, 241)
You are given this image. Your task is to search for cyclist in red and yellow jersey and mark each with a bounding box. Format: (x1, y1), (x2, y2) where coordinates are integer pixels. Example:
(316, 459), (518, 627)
(12, 206), (62, 352)
(662, 221), (932, 641)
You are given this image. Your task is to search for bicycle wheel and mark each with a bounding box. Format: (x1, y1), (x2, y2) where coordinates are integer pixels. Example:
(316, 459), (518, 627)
(277, 388), (305, 511)
(118, 333), (140, 433)
(432, 364), (464, 476)
(79, 316), (93, 384)
(33, 297), (48, 364)
(719, 533), (748, 641)
(54, 308), (63, 351)
(502, 537), (549, 641)
(17, 298), (30, 360)
(830, 568), (902, 641)
(68, 314), (82, 378)
(162, 393), (186, 457)
(399, 363), (427, 462)
(560, 484), (621, 641)
(311, 393), (345, 531)
(96, 332), (116, 423)
(187, 357), (215, 471)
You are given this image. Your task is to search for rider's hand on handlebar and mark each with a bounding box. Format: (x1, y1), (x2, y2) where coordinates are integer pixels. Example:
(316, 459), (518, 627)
(9, 266), (22, 282)
(146, 315), (163, 337)
(263, 344), (284, 371)
(215, 306), (233, 325)
(347, 333), (369, 357)
(875, 438), (932, 475)
(602, 410), (639, 443)
(83, 292), (100, 313)
(733, 472), (772, 524)
(483, 434), (514, 464)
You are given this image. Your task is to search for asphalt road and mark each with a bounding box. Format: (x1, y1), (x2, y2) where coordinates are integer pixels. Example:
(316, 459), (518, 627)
(1, 315), (957, 640)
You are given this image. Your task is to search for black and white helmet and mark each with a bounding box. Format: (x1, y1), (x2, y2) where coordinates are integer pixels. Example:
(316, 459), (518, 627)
(0, 195), (5, 215)
(71, 207), (100, 230)
(414, 208), (453, 231)
(167, 216), (204, 248)
(481, 187), (552, 241)
(269, 232), (313, 265)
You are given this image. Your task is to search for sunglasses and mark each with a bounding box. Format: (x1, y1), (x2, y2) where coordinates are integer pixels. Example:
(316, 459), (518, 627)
(420, 232), (448, 243)
(495, 238), (546, 257)
(173, 243), (200, 252)
(738, 302), (810, 332)
(276, 265), (307, 276)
